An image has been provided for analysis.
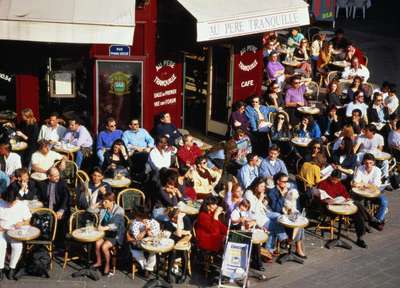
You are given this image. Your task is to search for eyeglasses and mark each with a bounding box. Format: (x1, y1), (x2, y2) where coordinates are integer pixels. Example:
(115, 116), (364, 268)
(109, 125), (116, 128)
(279, 180), (288, 183)
(376, 99), (383, 102)
(277, 117), (285, 120)
(132, 123), (139, 126)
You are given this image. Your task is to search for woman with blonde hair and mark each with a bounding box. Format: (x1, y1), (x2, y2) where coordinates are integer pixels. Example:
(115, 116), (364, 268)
(16, 108), (39, 166)
(316, 42), (333, 81)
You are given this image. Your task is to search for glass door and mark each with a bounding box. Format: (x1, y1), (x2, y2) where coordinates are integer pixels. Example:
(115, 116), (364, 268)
(207, 46), (233, 136)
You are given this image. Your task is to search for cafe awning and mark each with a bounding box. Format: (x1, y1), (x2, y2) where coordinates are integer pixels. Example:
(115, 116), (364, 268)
(176, 0), (310, 42)
(0, 0), (136, 45)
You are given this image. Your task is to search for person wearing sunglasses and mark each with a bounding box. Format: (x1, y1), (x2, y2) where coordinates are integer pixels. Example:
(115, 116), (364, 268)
(265, 80), (284, 108)
(345, 90), (368, 119)
(303, 140), (323, 162)
(367, 92), (389, 124)
(97, 117), (123, 166)
(188, 155), (221, 199)
(285, 76), (308, 125)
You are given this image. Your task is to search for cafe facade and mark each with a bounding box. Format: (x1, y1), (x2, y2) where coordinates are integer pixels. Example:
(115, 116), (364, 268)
(0, 0), (309, 135)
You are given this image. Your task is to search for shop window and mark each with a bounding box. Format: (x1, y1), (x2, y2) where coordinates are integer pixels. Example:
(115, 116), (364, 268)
(0, 71), (15, 112)
(96, 60), (143, 131)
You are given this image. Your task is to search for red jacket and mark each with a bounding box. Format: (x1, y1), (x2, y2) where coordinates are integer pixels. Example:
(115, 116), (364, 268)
(195, 211), (227, 252)
(318, 179), (350, 200)
(177, 144), (203, 166)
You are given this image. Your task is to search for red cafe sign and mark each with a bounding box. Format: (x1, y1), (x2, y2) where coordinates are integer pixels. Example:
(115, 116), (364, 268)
(153, 59), (178, 108)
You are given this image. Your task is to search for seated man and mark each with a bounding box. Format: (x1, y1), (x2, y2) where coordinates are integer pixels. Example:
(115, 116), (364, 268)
(259, 145), (288, 178)
(318, 170), (367, 248)
(177, 134), (203, 167)
(127, 207), (160, 278)
(0, 142), (22, 178)
(96, 117), (123, 165)
(31, 139), (64, 179)
(154, 112), (181, 146)
(147, 136), (171, 172)
(122, 119), (154, 153)
(38, 112), (67, 144)
(7, 168), (36, 200)
(63, 118), (93, 168)
(37, 167), (70, 221)
(342, 56), (370, 83)
(352, 153), (389, 231)
(354, 124), (389, 182)
(237, 153), (260, 190)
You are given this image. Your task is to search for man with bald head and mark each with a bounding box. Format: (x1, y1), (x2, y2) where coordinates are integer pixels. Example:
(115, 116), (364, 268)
(37, 167), (70, 220)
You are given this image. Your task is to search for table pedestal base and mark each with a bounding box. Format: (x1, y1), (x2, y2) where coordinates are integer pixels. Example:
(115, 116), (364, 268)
(326, 239), (352, 250)
(72, 268), (101, 281)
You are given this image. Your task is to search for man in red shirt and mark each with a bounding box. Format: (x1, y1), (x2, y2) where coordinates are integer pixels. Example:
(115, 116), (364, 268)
(318, 170), (368, 248)
(177, 134), (203, 167)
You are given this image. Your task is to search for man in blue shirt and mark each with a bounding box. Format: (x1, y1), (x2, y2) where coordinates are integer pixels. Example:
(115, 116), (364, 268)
(259, 145), (288, 178)
(0, 170), (9, 195)
(237, 153), (260, 189)
(97, 117), (123, 165)
(122, 119), (154, 152)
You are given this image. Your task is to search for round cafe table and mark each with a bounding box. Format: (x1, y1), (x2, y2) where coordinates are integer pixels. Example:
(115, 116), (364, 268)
(24, 200), (44, 212)
(331, 60), (350, 69)
(326, 202), (358, 250)
(103, 177), (131, 189)
(31, 172), (47, 182)
(71, 227), (105, 279)
(53, 143), (80, 154)
(352, 184), (380, 199)
(7, 225), (41, 241)
(141, 237), (175, 279)
(282, 59), (301, 67)
(372, 151), (392, 161)
(277, 214), (309, 264)
(177, 201), (200, 216)
(297, 106), (320, 115)
(11, 141), (28, 152)
(291, 137), (312, 148)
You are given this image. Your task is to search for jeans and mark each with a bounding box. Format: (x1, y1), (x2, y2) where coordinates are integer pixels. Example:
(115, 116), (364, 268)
(75, 150), (84, 168)
(375, 194), (389, 222)
(265, 212), (288, 251)
(97, 149), (105, 166)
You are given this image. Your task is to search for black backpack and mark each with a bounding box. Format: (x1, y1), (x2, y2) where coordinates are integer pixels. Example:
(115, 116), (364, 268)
(25, 246), (51, 278)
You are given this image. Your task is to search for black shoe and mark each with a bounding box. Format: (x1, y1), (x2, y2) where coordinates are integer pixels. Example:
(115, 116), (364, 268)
(0, 269), (3, 281)
(370, 220), (385, 231)
(7, 268), (17, 280)
(365, 225), (372, 233)
(356, 239), (368, 248)
(294, 252), (308, 259)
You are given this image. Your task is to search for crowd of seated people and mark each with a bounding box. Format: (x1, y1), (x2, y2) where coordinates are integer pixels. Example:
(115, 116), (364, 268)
(0, 26), (397, 285)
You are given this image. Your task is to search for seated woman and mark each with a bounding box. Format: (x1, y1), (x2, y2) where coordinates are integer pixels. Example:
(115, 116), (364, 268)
(294, 115), (321, 140)
(164, 208), (192, 284)
(77, 167), (112, 211)
(303, 139), (323, 163)
(266, 52), (285, 88)
(326, 80), (342, 107)
(155, 168), (182, 208)
(189, 156), (221, 199)
(265, 80), (284, 108)
(268, 173), (306, 258)
(195, 196), (227, 253)
(224, 182), (244, 217)
(228, 129), (252, 167)
(332, 136), (357, 182)
(244, 177), (287, 256)
(346, 76), (365, 104)
(30, 139), (64, 179)
(177, 166), (196, 200)
(127, 207), (160, 278)
(319, 104), (342, 143)
(228, 101), (250, 136)
(270, 111), (293, 156)
(367, 92), (389, 124)
(299, 152), (327, 188)
(316, 42), (333, 80)
(93, 192), (125, 277)
(293, 39), (312, 77)
(0, 188), (32, 280)
(102, 139), (131, 178)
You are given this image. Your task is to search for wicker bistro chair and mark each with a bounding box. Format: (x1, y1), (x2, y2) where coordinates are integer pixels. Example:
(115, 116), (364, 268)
(63, 210), (99, 269)
(26, 208), (58, 270)
(75, 170), (90, 187)
(117, 188), (146, 219)
(56, 160), (78, 206)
